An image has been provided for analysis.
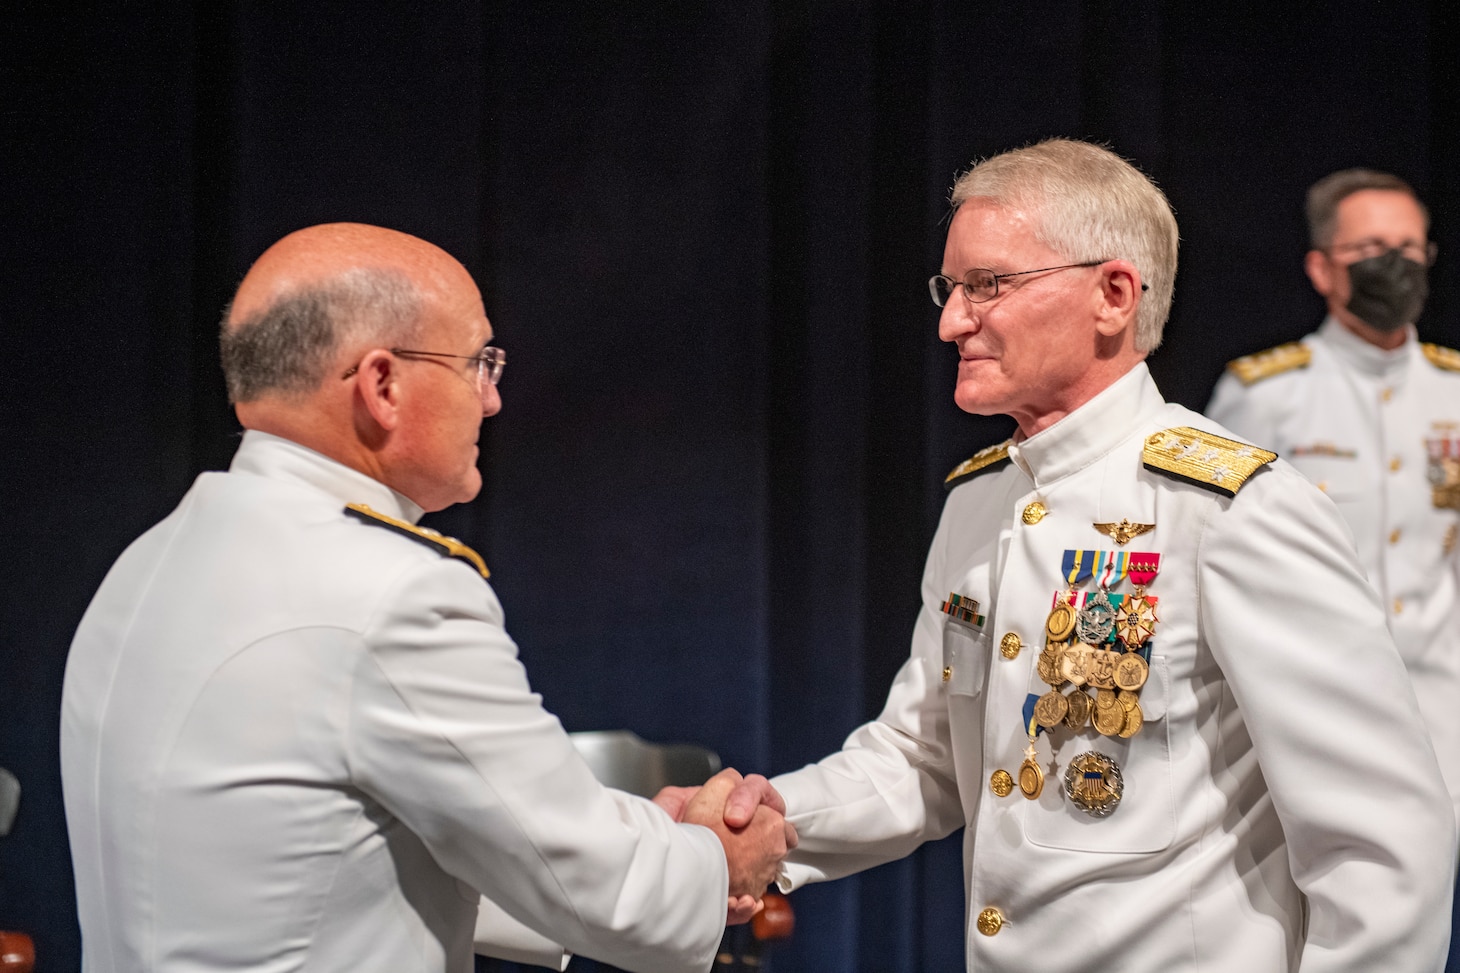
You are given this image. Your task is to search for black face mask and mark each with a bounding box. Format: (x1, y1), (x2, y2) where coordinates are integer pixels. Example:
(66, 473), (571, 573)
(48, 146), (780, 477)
(1345, 249), (1428, 333)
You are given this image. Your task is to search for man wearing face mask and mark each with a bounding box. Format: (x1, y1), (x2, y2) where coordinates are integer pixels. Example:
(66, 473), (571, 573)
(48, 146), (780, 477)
(1208, 168), (1460, 850)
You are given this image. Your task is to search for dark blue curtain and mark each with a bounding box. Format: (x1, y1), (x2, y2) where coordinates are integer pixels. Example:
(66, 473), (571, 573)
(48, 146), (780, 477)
(3, 2), (1458, 971)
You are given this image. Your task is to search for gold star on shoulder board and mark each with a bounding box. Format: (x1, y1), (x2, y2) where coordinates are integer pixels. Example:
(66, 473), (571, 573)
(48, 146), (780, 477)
(1092, 520), (1156, 546)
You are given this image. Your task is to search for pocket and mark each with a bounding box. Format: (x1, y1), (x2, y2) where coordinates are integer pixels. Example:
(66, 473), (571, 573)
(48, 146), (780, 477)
(941, 617), (991, 698)
(1023, 655), (1174, 854)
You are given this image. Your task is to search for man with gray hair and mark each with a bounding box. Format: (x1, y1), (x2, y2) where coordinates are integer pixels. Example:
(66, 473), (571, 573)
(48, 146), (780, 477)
(752, 141), (1455, 969)
(61, 223), (792, 973)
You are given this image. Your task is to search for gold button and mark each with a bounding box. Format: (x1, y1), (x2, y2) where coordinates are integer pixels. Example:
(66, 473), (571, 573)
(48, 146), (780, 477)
(1381, 387), (1393, 402)
(1000, 633), (1022, 659)
(990, 769), (1014, 797)
(1394, 598), (1404, 615)
(1390, 528), (1402, 545)
(942, 666), (952, 683)
(976, 907), (1005, 936)
(1316, 481), (1329, 494)
(1021, 502), (1047, 525)
(1390, 456), (1402, 472)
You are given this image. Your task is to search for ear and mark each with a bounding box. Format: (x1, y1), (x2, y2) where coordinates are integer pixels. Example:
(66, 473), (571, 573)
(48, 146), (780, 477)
(351, 349), (403, 433)
(1304, 249), (1334, 297)
(1093, 259), (1141, 338)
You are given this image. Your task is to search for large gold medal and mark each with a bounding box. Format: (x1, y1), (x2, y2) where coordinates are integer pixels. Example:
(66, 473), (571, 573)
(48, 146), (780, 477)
(1033, 690), (1069, 728)
(1059, 643), (1091, 686)
(1047, 601), (1078, 641)
(1018, 755), (1045, 800)
(1062, 687), (1092, 729)
(1118, 701), (1144, 738)
(1063, 751), (1124, 817)
(1113, 652), (1149, 692)
(1037, 644), (1066, 686)
(1092, 700), (1127, 736)
(1086, 649), (1119, 690)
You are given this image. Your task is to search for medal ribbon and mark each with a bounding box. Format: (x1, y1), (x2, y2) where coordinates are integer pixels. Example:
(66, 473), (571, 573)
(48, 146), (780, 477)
(1127, 552), (1161, 588)
(1062, 549), (1098, 586)
(1098, 550), (1130, 588)
(1022, 693), (1046, 738)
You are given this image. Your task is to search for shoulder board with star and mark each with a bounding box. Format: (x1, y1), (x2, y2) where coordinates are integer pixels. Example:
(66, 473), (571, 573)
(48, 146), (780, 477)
(1224, 342), (1311, 386)
(1422, 343), (1460, 373)
(944, 440), (1013, 491)
(1142, 426), (1276, 498)
(343, 503), (490, 579)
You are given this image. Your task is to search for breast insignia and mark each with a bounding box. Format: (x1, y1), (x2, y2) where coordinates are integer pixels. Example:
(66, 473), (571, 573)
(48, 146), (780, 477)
(1143, 427), (1276, 497)
(1421, 343), (1460, 373)
(344, 503), (490, 578)
(1224, 342), (1311, 385)
(945, 439), (1014, 491)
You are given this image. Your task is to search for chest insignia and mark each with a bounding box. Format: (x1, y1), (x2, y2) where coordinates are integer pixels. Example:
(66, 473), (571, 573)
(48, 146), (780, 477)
(1092, 519), (1155, 546)
(945, 439), (1013, 491)
(1225, 342), (1311, 385)
(343, 503), (490, 579)
(1422, 343), (1460, 373)
(1143, 427), (1276, 497)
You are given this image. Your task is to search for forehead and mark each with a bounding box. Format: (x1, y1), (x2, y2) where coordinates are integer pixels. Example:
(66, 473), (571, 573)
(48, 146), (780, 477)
(944, 200), (1057, 267)
(1333, 189), (1427, 241)
(422, 268), (493, 344)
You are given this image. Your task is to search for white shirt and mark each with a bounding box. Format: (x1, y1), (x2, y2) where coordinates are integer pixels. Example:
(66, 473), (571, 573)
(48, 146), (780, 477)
(61, 431), (729, 973)
(772, 364), (1454, 972)
(1209, 318), (1460, 822)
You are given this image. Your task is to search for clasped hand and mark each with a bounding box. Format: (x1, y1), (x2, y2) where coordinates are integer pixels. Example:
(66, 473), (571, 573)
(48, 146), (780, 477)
(653, 769), (797, 926)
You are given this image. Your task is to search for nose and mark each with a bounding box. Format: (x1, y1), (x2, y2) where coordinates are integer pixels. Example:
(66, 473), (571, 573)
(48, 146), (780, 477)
(482, 382), (502, 418)
(937, 294), (979, 344)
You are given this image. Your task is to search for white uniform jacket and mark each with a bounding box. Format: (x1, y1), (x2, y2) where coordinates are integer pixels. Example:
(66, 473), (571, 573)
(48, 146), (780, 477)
(61, 431), (728, 973)
(772, 364), (1455, 972)
(1209, 318), (1460, 822)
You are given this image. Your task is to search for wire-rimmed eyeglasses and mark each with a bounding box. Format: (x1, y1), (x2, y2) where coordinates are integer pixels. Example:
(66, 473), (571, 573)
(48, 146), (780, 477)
(342, 346), (504, 404)
(929, 261), (1112, 307)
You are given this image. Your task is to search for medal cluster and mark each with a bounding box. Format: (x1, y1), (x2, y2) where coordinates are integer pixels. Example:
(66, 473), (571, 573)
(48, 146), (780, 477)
(1018, 547), (1161, 817)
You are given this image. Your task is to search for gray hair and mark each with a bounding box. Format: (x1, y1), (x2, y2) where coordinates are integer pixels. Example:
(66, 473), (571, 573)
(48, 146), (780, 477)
(219, 267), (422, 403)
(949, 139), (1179, 353)
(1305, 168), (1427, 250)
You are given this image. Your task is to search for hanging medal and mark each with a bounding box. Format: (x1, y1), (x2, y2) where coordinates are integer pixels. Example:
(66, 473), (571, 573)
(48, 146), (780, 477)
(1018, 695), (1046, 799)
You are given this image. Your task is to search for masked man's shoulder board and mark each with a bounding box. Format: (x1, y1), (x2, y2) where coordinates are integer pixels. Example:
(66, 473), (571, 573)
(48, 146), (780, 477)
(343, 503), (490, 579)
(1422, 343), (1460, 373)
(1224, 342), (1312, 386)
(945, 440), (1014, 491)
(1142, 427), (1277, 498)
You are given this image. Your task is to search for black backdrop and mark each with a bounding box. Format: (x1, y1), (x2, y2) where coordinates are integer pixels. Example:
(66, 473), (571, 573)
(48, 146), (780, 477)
(3, 2), (1458, 970)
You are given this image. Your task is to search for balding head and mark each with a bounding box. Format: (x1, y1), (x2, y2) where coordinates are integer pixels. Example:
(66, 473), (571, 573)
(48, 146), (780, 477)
(220, 223), (498, 512)
(221, 223), (475, 403)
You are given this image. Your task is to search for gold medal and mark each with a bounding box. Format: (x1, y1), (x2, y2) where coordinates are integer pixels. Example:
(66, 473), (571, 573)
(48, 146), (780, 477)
(1118, 701), (1144, 738)
(1062, 751), (1124, 817)
(1059, 643), (1091, 686)
(1086, 649), (1118, 690)
(1033, 691), (1069, 728)
(1046, 602), (1077, 641)
(1037, 645), (1066, 686)
(1095, 687), (1118, 710)
(1117, 689), (1140, 711)
(1113, 652), (1149, 692)
(1062, 687), (1091, 729)
(1093, 700), (1127, 736)
(1018, 754), (1044, 800)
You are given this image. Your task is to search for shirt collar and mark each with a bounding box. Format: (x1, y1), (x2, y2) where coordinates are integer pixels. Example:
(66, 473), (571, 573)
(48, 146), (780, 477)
(1008, 362), (1166, 488)
(228, 430), (426, 524)
(1318, 315), (1417, 383)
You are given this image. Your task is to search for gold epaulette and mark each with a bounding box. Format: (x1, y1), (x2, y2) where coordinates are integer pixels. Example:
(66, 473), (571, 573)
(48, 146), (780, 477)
(1142, 427), (1276, 498)
(1224, 342), (1311, 385)
(343, 503), (490, 578)
(1422, 343), (1460, 372)
(945, 440), (1013, 491)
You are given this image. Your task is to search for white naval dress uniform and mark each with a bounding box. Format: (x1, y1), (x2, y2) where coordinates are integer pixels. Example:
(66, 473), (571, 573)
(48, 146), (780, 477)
(1209, 318), (1460, 824)
(771, 363), (1455, 972)
(61, 431), (729, 973)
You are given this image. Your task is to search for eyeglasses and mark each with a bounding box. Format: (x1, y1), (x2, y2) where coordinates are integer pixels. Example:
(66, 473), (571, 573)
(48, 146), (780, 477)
(928, 261), (1111, 307)
(342, 345), (505, 404)
(1326, 238), (1438, 267)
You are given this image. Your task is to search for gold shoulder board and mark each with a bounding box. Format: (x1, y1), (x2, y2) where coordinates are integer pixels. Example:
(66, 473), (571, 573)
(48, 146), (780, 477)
(945, 440), (1013, 492)
(1142, 427), (1276, 498)
(344, 503), (490, 579)
(1224, 342), (1311, 385)
(1422, 343), (1460, 373)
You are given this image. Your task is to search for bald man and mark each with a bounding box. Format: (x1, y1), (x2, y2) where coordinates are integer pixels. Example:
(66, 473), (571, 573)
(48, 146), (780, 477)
(60, 224), (789, 973)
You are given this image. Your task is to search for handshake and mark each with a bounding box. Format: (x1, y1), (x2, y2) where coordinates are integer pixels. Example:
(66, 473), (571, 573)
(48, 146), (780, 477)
(652, 770), (797, 925)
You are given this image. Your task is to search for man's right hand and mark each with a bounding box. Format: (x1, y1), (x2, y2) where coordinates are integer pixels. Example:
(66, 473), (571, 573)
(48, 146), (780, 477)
(680, 769), (790, 900)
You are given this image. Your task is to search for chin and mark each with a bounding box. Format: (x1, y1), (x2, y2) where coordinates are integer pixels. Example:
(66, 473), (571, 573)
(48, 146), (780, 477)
(953, 380), (1006, 417)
